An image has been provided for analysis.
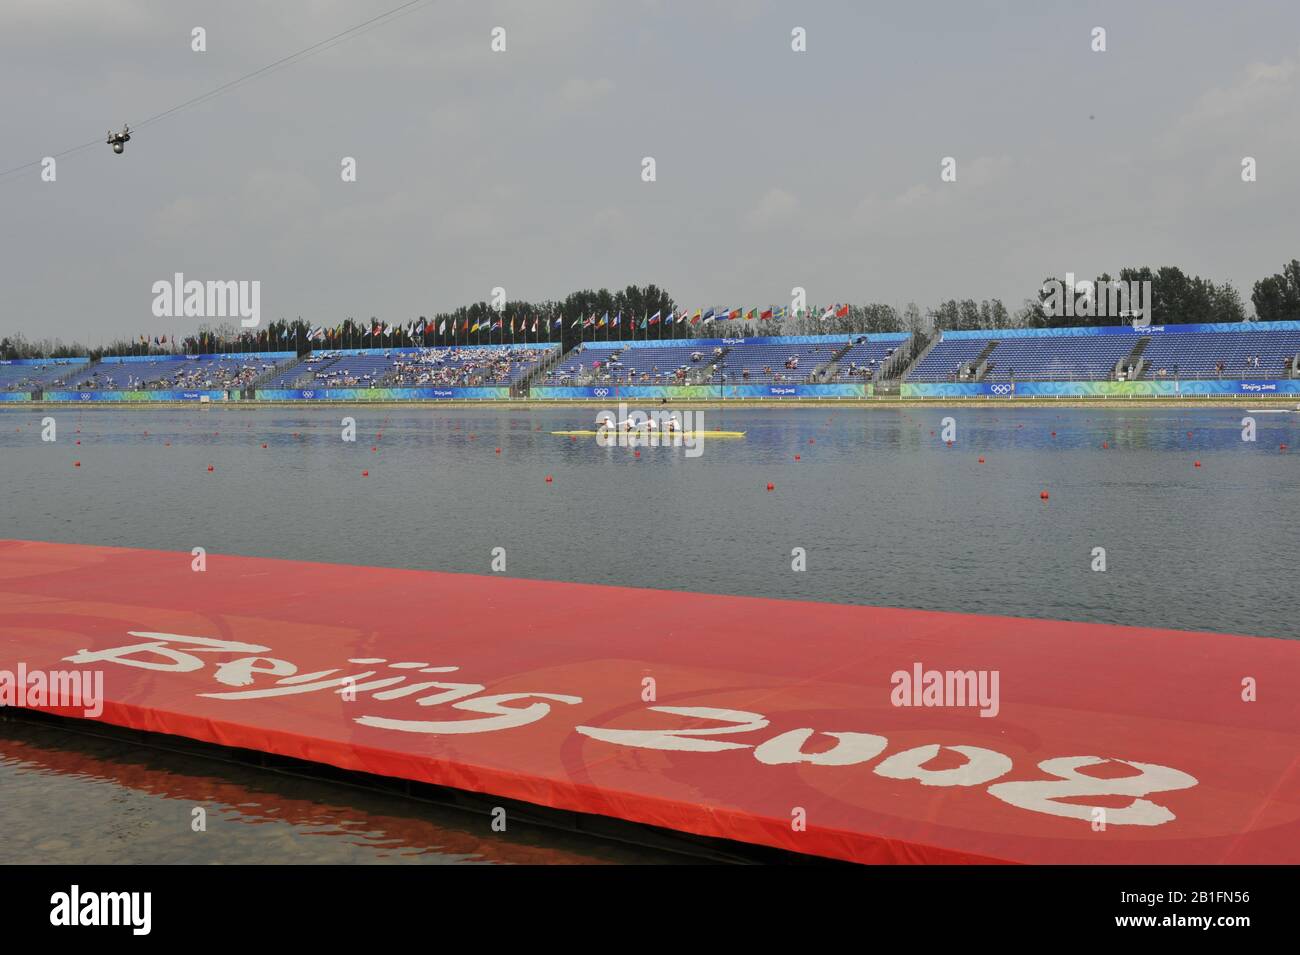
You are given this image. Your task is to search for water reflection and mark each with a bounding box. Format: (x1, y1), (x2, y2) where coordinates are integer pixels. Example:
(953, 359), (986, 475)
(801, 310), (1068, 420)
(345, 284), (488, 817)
(0, 718), (690, 864)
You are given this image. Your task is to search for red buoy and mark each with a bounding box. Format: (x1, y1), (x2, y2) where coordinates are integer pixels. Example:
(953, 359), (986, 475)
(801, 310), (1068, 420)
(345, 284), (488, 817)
(1039, 490), (1049, 499)
(794, 454), (801, 461)
(75, 440), (80, 445)
(371, 446), (377, 452)
(766, 483), (775, 491)
(545, 475), (553, 483)
(207, 465), (214, 472)
(261, 443), (267, 449)
(73, 461), (80, 468)
(978, 456), (985, 463)
(634, 450), (640, 458)
(1051, 431), (1056, 437)
(362, 470), (369, 477)
(1194, 461), (1201, 468)
(495, 448), (501, 454)
(1102, 442), (1109, 449)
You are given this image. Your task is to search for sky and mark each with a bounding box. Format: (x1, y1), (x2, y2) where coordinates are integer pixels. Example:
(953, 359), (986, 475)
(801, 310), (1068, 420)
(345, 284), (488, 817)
(2, 0), (1298, 345)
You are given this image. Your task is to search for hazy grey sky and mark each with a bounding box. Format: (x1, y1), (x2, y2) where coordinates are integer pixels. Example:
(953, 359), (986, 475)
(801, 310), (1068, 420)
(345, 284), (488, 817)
(2, 0), (1298, 345)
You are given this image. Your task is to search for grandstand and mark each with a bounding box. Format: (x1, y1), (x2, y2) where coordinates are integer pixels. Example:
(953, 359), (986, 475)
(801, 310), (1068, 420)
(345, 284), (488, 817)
(906, 323), (1300, 383)
(10, 322), (1300, 400)
(48, 354), (293, 392)
(261, 346), (553, 390)
(725, 340), (850, 383)
(544, 335), (901, 386)
(1140, 327), (1300, 379)
(0, 359), (89, 392)
(983, 334), (1137, 381)
(823, 339), (908, 381)
(261, 351), (395, 389)
(902, 338), (992, 382)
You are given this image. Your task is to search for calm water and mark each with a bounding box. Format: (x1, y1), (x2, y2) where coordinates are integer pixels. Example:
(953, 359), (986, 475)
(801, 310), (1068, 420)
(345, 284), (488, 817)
(2, 403), (1298, 862)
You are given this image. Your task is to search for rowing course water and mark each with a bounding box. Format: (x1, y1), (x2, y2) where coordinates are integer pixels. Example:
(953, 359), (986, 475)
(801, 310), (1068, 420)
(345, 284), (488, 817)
(2, 405), (1297, 638)
(1, 405), (1298, 864)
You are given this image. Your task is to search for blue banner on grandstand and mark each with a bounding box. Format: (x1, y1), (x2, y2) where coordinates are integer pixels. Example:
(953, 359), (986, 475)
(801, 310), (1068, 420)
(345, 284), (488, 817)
(583, 333), (908, 350)
(303, 344), (555, 358)
(901, 379), (1300, 398)
(529, 383), (872, 399)
(99, 352), (296, 363)
(256, 387), (511, 401)
(0, 392), (31, 402)
(0, 358), (88, 367)
(42, 390), (230, 401)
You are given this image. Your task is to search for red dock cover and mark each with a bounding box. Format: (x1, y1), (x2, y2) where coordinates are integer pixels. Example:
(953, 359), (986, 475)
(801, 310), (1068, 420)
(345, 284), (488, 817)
(1, 539), (1297, 864)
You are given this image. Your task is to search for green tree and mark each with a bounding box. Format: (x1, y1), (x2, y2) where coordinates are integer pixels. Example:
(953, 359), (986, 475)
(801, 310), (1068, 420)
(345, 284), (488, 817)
(1251, 260), (1300, 321)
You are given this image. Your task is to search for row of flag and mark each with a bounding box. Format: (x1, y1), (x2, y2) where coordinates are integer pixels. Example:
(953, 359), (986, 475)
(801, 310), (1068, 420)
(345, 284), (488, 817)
(566, 304), (852, 329)
(293, 304), (855, 340)
(141, 305), (858, 347)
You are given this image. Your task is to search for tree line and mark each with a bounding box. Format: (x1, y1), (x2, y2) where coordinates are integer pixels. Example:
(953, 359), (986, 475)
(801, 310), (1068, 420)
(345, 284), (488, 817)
(4, 262), (1299, 360)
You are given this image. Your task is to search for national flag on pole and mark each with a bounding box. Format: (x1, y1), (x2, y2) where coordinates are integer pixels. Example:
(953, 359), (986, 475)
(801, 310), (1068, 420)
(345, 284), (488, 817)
(836, 304), (850, 318)
(745, 308), (757, 320)
(571, 316), (583, 328)
(702, 308), (715, 323)
(470, 320), (480, 333)
(438, 320), (446, 335)
(729, 308), (743, 320)
(820, 305), (835, 321)
(649, 310), (661, 325)
(761, 308), (773, 320)
(598, 313), (608, 328)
